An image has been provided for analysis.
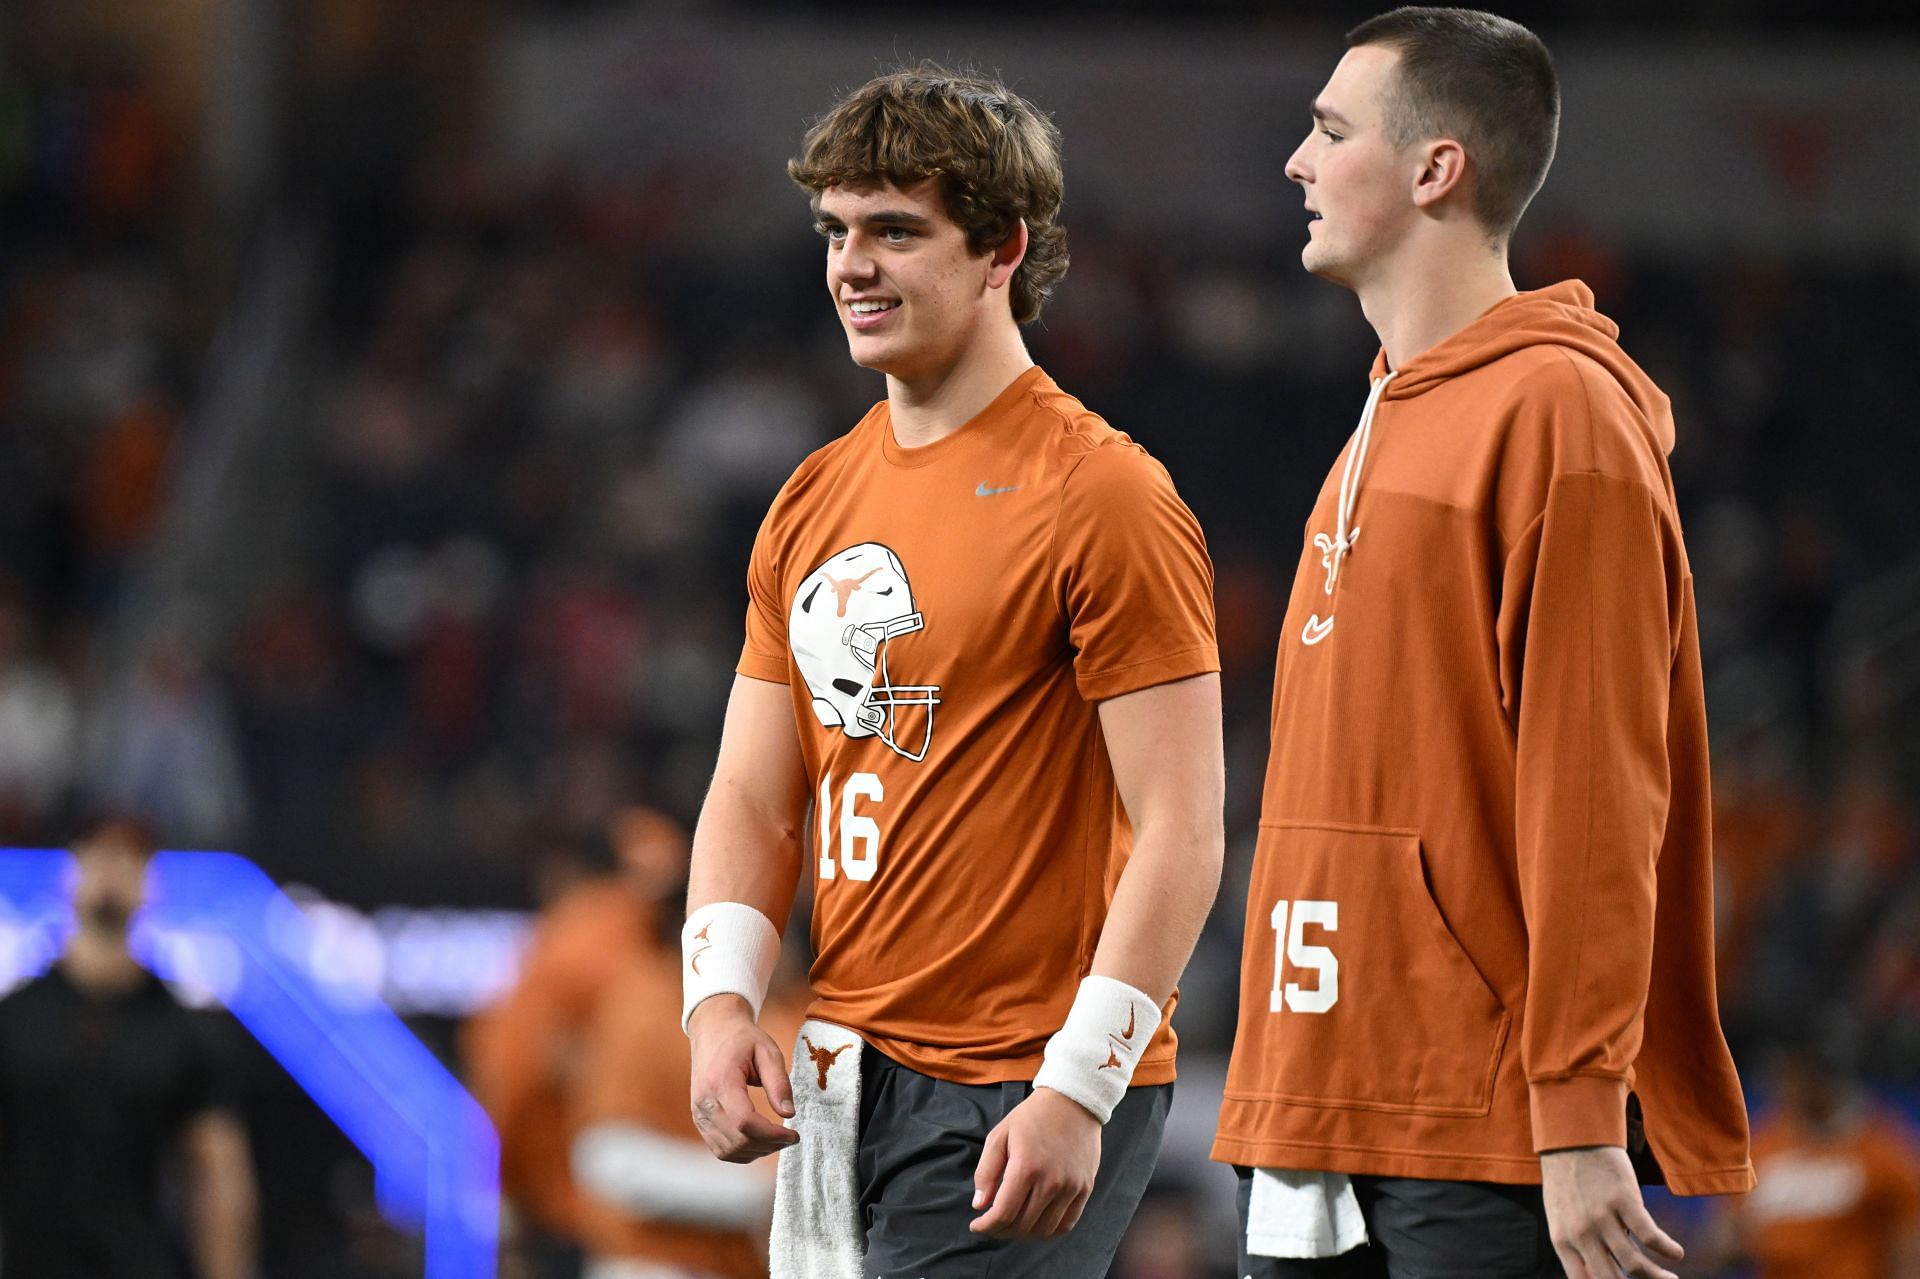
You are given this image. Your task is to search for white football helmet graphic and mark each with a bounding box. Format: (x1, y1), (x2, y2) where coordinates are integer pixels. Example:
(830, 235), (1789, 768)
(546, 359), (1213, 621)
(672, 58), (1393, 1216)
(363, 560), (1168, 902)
(790, 543), (940, 762)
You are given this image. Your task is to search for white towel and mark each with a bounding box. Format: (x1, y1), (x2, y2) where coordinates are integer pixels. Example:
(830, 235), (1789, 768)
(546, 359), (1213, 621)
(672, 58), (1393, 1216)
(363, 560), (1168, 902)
(769, 1019), (866, 1279)
(1245, 1168), (1369, 1259)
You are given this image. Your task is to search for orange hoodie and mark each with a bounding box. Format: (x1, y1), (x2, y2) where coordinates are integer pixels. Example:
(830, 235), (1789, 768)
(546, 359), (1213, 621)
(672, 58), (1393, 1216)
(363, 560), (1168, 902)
(1212, 281), (1754, 1194)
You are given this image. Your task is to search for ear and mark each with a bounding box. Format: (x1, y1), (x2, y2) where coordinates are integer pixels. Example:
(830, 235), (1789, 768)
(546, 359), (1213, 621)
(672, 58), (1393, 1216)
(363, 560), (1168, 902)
(1411, 138), (1467, 212)
(986, 219), (1030, 291)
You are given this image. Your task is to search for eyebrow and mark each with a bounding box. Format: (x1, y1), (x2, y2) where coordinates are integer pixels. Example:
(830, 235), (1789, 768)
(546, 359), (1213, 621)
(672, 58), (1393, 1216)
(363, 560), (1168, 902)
(1310, 100), (1354, 130)
(813, 209), (936, 230)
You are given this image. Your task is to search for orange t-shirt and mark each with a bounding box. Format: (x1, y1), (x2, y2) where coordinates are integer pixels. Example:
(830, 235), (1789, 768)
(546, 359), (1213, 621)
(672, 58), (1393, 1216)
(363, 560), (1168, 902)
(737, 366), (1217, 1085)
(1742, 1110), (1920, 1279)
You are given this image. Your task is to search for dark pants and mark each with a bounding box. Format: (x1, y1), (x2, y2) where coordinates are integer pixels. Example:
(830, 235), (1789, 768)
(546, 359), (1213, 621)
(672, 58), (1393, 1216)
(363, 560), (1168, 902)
(857, 1045), (1171, 1278)
(1235, 1167), (1564, 1279)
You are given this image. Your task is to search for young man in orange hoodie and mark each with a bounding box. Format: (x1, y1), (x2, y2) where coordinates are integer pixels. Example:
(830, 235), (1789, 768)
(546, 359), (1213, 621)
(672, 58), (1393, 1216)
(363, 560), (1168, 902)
(1215, 10), (1754, 1279)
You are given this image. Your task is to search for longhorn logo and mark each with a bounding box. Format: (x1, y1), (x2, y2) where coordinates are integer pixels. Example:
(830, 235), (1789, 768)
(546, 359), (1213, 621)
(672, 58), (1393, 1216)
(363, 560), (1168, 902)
(802, 1035), (854, 1090)
(821, 568), (883, 618)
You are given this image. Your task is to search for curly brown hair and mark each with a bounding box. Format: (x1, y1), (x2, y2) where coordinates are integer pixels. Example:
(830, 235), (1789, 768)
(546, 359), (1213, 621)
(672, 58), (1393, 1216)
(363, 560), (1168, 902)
(788, 64), (1068, 326)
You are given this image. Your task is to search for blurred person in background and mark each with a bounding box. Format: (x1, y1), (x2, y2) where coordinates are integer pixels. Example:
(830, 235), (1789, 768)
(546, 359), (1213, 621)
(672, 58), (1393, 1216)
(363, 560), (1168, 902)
(1213, 9), (1751, 1279)
(0, 817), (257, 1279)
(463, 806), (696, 1277)
(0, 584), (80, 839)
(683, 63), (1222, 1279)
(88, 619), (251, 852)
(569, 916), (806, 1279)
(1704, 1034), (1920, 1279)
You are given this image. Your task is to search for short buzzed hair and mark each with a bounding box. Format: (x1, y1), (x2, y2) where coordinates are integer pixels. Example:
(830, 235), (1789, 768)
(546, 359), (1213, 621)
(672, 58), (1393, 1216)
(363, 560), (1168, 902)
(787, 63), (1069, 325)
(1347, 7), (1559, 240)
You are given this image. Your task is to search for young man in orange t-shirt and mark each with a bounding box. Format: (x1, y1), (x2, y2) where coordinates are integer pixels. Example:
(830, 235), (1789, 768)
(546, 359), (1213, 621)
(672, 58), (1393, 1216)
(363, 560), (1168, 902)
(1215, 9), (1752, 1279)
(680, 66), (1223, 1278)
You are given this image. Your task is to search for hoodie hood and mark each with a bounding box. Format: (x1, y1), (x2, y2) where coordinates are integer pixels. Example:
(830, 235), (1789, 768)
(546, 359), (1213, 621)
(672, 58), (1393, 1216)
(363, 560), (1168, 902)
(1368, 280), (1674, 457)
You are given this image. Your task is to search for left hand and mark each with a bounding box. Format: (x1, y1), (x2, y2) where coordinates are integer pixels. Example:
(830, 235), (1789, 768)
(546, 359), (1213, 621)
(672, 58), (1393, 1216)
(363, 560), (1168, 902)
(1542, 1146), (1685, 1279)
(969, 1087), (1102, 1238)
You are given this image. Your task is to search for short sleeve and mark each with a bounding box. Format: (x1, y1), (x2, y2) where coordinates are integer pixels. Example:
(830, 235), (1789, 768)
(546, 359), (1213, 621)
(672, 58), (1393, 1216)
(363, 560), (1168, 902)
(175, 1006), (243, 1127)
(736, 502), (791, 684)
(1053, 442), (1218, 702)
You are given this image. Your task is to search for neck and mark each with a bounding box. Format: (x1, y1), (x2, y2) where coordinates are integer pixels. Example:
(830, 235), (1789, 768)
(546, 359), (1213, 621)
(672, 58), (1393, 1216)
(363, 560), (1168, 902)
(885, 321), (1033, 449)
(60, 926), (144, 994)
(1355, 235), (1517, 371)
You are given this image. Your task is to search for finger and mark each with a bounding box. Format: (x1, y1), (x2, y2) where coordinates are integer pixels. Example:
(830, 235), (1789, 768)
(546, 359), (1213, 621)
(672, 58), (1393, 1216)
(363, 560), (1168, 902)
(1575, 1233), (1624, 1279)
(1553, 1241), (1591, 1279)
(753, 1037), (796, 1119)
(1058, 1184), (1092, 1235)
(697, 1076), (780, 1158)
(970, 1163), (1034, 1235)
(1602, 1221), (1677, 1279)
(690, 1091), (744, 1157)
(1622, 1202), (1685, 1261)
(735, 1111), (799, 1151)
(971, 1124), (1009, 1211)
(1032, 1184), (1076, 1238)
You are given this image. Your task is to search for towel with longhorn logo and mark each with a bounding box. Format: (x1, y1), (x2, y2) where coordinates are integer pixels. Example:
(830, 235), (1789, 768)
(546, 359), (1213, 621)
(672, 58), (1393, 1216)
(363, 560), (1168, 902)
(769, 1019), (865, 1279)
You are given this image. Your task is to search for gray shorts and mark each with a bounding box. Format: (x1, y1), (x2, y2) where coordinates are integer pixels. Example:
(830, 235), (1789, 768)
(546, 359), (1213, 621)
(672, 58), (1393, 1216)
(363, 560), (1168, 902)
(1233, 1167), (1563, 1279)
(857, 1044), (1171, 1278)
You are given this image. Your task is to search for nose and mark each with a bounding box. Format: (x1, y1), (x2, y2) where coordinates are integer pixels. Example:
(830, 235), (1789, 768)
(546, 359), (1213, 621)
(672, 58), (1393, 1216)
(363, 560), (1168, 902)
(1285, 133), (1313, 186)
(831, 231), (878, 288)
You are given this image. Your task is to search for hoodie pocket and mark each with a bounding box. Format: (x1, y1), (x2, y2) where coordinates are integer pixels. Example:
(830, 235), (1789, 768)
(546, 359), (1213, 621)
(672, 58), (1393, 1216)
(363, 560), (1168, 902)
(1236, 820), (1510, 1117)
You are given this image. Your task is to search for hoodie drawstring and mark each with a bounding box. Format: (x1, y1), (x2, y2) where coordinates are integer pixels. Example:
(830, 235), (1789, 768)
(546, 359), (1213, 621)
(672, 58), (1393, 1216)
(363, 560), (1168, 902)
(1314, 371), (1395, 595)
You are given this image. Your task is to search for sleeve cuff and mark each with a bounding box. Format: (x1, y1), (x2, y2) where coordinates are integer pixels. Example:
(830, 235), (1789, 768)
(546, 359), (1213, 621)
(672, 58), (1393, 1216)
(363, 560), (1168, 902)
(1529, 1074), (1629, 1152)
(1074, 646), (1219, 703)
(734, 654), (790, 685)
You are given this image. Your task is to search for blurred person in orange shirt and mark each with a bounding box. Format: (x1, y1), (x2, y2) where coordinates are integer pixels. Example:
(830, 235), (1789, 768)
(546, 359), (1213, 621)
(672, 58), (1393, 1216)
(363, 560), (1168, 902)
(1709, 1037), (1920, 1279)
(463, 807), (693, 1270)
(569, 926), (805, 1279)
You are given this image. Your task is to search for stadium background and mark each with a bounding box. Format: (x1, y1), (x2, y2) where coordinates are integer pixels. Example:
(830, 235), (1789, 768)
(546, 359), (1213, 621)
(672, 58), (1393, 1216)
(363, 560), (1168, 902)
(1, 0), (1918, 1274)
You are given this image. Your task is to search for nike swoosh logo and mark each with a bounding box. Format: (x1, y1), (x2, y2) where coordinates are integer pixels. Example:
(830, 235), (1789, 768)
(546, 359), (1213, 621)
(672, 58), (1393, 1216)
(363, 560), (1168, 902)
(1302, 614), (1335, 646)
(975, 482), (1020, 497)
(1121, 1007), (1136, 1041)
(689, 945), (711, 975)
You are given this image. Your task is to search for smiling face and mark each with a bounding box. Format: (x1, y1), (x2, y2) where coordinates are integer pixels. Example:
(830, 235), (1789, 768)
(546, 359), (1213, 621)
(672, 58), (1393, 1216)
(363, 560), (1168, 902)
(816, 178), (1012, 385)
(1284, 44), (1420, 290)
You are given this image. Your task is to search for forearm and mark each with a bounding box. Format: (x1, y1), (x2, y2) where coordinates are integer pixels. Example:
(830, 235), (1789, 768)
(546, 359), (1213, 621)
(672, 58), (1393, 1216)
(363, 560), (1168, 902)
(1089, 813), (1223, 1004)
(1087, 673), (1224, 1003)
(573, 1122), (772, 1226)
(188, 1151), (257, 1279)
(687, 772), (806, 922)
(687, 675), (810, 923)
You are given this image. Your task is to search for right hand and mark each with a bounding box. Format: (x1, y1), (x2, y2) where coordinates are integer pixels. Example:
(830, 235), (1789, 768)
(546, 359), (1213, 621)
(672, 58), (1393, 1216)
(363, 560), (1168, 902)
(1542, 1145), (1685, 1279)
(687, 995), (799, 1162)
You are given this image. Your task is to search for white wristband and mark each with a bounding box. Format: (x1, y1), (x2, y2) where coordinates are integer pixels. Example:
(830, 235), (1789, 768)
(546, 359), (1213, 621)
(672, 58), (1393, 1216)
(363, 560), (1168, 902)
(1032, 975), (1162, 1123)
(681, 902), (780, 1033)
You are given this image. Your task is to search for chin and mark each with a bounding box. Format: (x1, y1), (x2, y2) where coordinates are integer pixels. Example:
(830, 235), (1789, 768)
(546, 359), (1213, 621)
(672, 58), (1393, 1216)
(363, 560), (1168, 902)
(1302, 249), (1355, 290)
(843, 335), (893, 372)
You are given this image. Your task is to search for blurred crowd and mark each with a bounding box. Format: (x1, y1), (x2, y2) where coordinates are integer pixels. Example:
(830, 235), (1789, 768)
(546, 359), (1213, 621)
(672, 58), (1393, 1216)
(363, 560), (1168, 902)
(4, 11), (1920, 1279)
